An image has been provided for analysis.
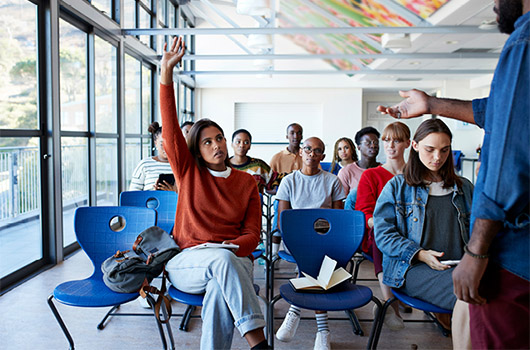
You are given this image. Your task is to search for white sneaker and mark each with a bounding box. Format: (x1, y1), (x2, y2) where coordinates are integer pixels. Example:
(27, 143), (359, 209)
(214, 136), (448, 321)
(314, 330), (331, 350)
(373, 304), (404, 331)
(276, 311), (300, 342)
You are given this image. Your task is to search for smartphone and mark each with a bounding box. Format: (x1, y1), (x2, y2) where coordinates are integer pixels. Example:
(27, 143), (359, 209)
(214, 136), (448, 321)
(440, 260), (460, 266)
(157, 173), (175, 186)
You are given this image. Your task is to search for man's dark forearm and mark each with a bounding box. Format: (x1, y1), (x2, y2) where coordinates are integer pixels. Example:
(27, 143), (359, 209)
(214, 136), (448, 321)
(428, 96), (476, 125)
(467, 218), (504, 255)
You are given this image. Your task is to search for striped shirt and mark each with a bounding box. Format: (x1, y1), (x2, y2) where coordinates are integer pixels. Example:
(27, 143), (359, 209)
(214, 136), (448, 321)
(129, 157), (174, 191)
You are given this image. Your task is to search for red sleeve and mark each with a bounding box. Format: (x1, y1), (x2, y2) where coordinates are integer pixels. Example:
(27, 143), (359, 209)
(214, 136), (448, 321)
(355, 170), (378, 229)
(229, 180), (262, 257)
(159, 83), (193, 182)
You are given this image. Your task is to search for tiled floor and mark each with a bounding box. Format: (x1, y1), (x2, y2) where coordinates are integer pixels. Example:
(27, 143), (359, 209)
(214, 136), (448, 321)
(0, 251), (453, 350)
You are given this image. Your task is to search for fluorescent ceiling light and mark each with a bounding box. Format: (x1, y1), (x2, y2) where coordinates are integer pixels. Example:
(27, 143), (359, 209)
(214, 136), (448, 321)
(381, 33), (411, 49)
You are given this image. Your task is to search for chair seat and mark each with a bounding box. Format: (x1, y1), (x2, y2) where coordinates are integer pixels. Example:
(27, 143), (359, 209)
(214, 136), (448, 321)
(53, 278), (138, 307)
(252, 249), (264, 260)
(278, 250), (296, 263)
(279, 282), (373, 312)
(168, 286), (204, 306)
(392, 289), (452, 314)
(168, 284), (260, 307)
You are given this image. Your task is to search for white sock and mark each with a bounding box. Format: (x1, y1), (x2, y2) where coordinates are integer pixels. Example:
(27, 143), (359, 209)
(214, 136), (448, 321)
(272, 242), (280, 256)
(316, 312), (329, 333)
(288, 305), (301, 317)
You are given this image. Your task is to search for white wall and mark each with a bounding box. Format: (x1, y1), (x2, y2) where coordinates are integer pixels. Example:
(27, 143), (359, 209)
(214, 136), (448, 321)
(197, 88), (363, 164)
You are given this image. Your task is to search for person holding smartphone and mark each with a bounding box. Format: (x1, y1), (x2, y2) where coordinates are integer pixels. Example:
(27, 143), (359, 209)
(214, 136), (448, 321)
(129, 121), (178, 192)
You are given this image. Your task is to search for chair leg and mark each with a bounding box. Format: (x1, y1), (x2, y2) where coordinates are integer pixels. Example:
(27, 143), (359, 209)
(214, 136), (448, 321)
(179, 305), (195, 331)
(47, 295), (75, 350)
(351, 255), (364, 284)
(160, 299), (175, 350)
(146, 294), (169, 350)
(97, 304), (120, 330)
(345, 310), (364, 336)
(366, 296), (383, 350)
(370, 296), (396, 350)
(268, 294), (282, 349)
(424, 311), (451, 337)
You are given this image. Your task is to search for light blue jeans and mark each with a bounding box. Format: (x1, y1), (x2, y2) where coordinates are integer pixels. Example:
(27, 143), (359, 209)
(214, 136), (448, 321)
(166, 248), (265, 350)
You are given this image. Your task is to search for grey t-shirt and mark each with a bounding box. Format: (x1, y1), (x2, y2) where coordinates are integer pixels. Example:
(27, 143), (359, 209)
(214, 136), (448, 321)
(276, 169), (345, 209)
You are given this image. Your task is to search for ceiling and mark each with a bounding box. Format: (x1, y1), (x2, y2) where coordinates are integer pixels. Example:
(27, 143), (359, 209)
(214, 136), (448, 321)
(165, 0), (506, 90)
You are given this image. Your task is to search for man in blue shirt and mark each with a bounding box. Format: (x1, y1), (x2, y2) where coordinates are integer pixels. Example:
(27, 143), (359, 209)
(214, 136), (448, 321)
(377, 0), (529, 348)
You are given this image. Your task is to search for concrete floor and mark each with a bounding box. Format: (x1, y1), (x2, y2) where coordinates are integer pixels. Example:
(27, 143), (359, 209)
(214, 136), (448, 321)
(0, 251), (453, 350)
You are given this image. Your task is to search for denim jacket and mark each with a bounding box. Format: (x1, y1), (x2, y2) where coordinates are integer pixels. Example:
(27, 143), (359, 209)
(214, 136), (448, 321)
(373, 175), (474, 288)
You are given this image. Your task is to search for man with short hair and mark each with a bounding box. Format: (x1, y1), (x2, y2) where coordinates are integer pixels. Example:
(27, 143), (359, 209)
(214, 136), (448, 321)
(274, 137), (345, 350)
(269, 123), (304, 174)
(377, 1), (529, 347)
(339, 127), (381, 211)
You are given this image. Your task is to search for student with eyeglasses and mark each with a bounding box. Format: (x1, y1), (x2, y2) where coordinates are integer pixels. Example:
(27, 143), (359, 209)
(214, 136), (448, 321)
(338, 126), (381, 210)
(274, 137), (345, 350)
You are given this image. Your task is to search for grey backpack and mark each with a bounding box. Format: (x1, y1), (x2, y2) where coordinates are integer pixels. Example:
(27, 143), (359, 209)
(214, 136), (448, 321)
(101, 226), (180, 322)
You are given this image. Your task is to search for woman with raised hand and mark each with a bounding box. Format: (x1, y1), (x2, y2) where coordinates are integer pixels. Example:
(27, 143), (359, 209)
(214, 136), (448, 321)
(373, 119), (473, 342)
(355, 122), (411, 330)
(329, 137), (357, 175)
(160, 37), (268, 350)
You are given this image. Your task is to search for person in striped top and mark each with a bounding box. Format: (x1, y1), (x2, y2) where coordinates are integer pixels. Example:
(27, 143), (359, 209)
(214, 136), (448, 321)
(129, 122), (177, 192)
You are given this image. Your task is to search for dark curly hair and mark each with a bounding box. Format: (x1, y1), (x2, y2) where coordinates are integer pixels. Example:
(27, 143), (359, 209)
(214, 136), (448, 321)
(354, 126), (380, 146)
(148, 122), (162, 142)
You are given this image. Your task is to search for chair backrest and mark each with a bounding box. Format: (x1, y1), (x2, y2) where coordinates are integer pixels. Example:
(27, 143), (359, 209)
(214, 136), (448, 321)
(280, 209), (365, 277)
(452, 150), (464, 172)
(320, 162), (332, 172)
(74, 206), (156, 277)
(119, 190), (177, 234)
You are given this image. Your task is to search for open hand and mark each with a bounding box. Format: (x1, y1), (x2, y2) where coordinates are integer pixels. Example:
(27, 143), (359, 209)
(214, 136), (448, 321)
(452, 254), (488, 305)
(160, 36), (186, 84)
(377, 89), (431, 119)
(417, 249), (451, 271)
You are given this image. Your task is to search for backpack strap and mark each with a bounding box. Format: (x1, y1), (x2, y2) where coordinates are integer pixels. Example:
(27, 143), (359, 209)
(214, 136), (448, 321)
(140, 269), (172, 324)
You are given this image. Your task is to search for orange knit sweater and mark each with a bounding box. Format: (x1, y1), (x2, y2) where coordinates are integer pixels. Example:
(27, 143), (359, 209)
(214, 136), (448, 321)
(160, 83), (261, 257)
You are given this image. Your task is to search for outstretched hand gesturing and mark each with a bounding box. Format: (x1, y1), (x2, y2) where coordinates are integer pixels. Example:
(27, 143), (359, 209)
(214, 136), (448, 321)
(160, 36), (186, 85)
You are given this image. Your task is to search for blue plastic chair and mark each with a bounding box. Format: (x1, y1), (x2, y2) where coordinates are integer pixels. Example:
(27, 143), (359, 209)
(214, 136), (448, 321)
(452, 150), (464, 173)
(269, 209), (381, 349)
(119, 190), (178, 235)
(47, 206), (173, 350)
(320, 162), (332, 172)
(371, 289), (452, 348)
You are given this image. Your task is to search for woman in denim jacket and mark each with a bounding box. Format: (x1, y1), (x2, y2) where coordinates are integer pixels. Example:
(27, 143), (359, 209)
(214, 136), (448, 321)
(373, 119), (473, 316)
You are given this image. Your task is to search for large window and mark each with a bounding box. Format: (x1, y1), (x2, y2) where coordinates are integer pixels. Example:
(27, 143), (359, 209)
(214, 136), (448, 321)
(0, 0), (43, 281)
(94, 36), (118, 205)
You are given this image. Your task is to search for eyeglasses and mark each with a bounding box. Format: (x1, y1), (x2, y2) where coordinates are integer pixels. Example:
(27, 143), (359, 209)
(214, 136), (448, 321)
(360, 140), (379, 146)
(302, 146), (324, 155)
(383, 139), (403, 145)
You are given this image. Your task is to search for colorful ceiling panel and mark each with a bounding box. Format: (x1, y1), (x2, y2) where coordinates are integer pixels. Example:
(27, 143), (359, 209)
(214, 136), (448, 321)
(279, 0), (450, 71)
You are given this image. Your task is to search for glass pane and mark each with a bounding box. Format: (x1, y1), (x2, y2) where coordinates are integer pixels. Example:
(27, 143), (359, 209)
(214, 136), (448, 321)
(123, 0), (135, 29)
(168, 3), (175, 28)
(61, 137), (88, 247)
(142, 65), (152, 134)
(0, 0), (38, 130)
(186, 87), (192, 115)
(59, 20), (87, 132)
(96, 138), (118, 206)
(95, 36), (117, 133)
(125, 138), (141, 187)
(139, 6), (151, 47)
(158, 0), (166, 26)
(91, 0), (111, 17)
(125, 54), (141, 134)
(0, 137), (42, 278)
(142, 138), (151, 159)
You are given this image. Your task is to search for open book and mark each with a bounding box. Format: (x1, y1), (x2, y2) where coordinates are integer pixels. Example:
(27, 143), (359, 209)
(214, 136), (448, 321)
(289, 255), (351, 291)
(189, 242), (239, 250)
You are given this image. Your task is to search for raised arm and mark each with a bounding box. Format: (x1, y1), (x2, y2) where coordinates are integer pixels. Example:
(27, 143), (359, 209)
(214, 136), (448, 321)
(377, 89), (476, 125)
(160, 37), (191, 179)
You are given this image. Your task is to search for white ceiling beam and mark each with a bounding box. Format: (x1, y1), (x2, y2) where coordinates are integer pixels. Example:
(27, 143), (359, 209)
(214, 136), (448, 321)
(177, 69), (495, 75)
(123, 25), (498, 35)
(185, 2), (253, 54)
(176, 52), (499, 60)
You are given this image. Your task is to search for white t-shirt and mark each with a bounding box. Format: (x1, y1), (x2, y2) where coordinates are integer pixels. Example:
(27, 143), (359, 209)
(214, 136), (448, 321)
(276, 169), (345, 209)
